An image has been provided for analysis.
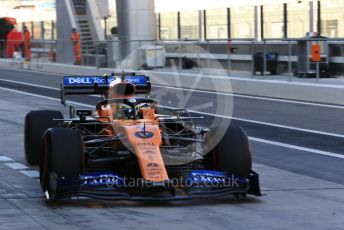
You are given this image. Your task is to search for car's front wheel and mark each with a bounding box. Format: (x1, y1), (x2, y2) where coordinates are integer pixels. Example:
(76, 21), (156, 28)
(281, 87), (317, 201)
(205, 126), (252, 177)
(40, 128), (83, 200)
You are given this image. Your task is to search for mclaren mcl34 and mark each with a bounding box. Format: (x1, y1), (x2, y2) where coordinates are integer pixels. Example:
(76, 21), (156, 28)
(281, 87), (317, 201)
(24, 73), (261, 201)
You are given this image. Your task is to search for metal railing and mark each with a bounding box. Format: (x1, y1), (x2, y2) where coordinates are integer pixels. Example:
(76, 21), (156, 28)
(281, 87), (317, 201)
(1, 38), (344, 84)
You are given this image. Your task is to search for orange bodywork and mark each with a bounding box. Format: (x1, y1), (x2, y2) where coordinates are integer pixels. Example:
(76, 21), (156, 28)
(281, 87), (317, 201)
(96, 82), (169, 182)
(115, 121), (169, 182)
(96, 114), (169, 182)
(70, 32), (81, 64)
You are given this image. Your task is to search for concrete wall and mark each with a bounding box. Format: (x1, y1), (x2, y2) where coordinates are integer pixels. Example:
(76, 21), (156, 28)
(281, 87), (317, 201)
(160, 41), (344, 76)
(1, 58), (343, 106)
(86, 0), (105, 41)
(96, 0), (109, 18)
(116, 0), (156, 68)
(56, 0), (76, 64)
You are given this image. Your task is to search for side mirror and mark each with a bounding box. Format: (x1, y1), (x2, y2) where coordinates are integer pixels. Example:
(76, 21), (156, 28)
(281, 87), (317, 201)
(76, 110), (92, 121)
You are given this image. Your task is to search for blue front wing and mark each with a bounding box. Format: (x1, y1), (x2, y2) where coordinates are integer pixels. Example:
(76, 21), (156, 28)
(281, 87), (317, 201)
(52, 170), (261, 200)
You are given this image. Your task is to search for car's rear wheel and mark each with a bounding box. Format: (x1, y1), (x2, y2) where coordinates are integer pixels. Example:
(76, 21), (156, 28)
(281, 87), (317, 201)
(24, 110), (63, 165)
(205, 126), (252, 177)
(40, 128), (83, 200)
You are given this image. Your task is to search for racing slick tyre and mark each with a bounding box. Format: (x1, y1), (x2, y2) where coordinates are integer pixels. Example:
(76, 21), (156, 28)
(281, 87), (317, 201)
(24, 110), (63, 165)
(205, 126), (252, 177)
(40, 128), (83, 200)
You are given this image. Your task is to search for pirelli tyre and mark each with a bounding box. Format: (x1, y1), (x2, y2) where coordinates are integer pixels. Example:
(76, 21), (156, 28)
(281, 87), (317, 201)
(205, 126), (252, 177)
(40, 128), (83, 200)
(24, 110), (63, 165)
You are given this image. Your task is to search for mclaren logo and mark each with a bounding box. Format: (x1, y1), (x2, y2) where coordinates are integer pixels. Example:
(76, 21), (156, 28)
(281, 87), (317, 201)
(147, 162), (159, 167)
(135, 131), (154, 139)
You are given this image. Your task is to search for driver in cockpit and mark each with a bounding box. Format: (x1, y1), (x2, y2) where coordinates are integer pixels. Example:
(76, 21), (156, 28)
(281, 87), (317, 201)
(97, 77), (156, 121)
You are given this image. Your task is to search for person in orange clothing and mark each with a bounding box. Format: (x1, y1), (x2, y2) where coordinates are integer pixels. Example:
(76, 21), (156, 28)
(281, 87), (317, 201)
(70, 28), (81, 65)
(23, 25), (31, 61)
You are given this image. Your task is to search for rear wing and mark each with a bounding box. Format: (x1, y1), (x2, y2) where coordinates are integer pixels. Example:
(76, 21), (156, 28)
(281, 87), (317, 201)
(61, 74), (151, 104)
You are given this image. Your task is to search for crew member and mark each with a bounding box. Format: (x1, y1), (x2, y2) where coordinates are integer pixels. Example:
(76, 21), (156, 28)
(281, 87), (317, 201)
(23, 25), (31, 61)
(70, 28), (81, 65)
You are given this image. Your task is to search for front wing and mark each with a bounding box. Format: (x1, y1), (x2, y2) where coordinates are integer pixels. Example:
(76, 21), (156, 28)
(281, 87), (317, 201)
(49, 170), (262, 201)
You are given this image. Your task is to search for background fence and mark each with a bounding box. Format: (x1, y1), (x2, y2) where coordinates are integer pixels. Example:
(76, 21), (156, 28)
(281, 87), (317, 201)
(1, 38), (344, 83)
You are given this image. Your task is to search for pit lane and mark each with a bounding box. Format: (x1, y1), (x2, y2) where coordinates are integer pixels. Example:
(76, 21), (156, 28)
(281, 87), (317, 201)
(0, 68), (343, 229)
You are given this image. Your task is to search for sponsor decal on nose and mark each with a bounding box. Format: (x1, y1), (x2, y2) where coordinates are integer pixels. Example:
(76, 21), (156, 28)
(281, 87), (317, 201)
(135, 131), (154, 139)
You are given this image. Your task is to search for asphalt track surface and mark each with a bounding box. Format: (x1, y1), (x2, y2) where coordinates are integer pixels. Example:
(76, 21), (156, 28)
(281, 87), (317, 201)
(0, 67), (343, 229)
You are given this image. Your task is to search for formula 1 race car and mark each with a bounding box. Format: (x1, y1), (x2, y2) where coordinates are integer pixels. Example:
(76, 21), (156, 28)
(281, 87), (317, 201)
(24, 73), (261, 201)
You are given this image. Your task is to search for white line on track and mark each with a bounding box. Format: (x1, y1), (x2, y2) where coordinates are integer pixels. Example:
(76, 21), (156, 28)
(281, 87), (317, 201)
(19, 170), (39, 178)
(1, 81), (344, 160)
(0, 78), (59, 90)
(1, 79), (344, 138)
(159, 105), (344, 139)
(4, 162), (28, 170)
(0, 66), (62, 76)
(153, 85), (344, 110)
(0, 156), (14, 162)
(249, 137), (344, 159)
(0, 86), (93, 108)
(0, 155), (39, 178)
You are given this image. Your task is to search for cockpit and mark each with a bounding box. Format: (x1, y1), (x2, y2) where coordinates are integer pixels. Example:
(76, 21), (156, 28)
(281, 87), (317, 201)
(96, 98), (157, 121)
